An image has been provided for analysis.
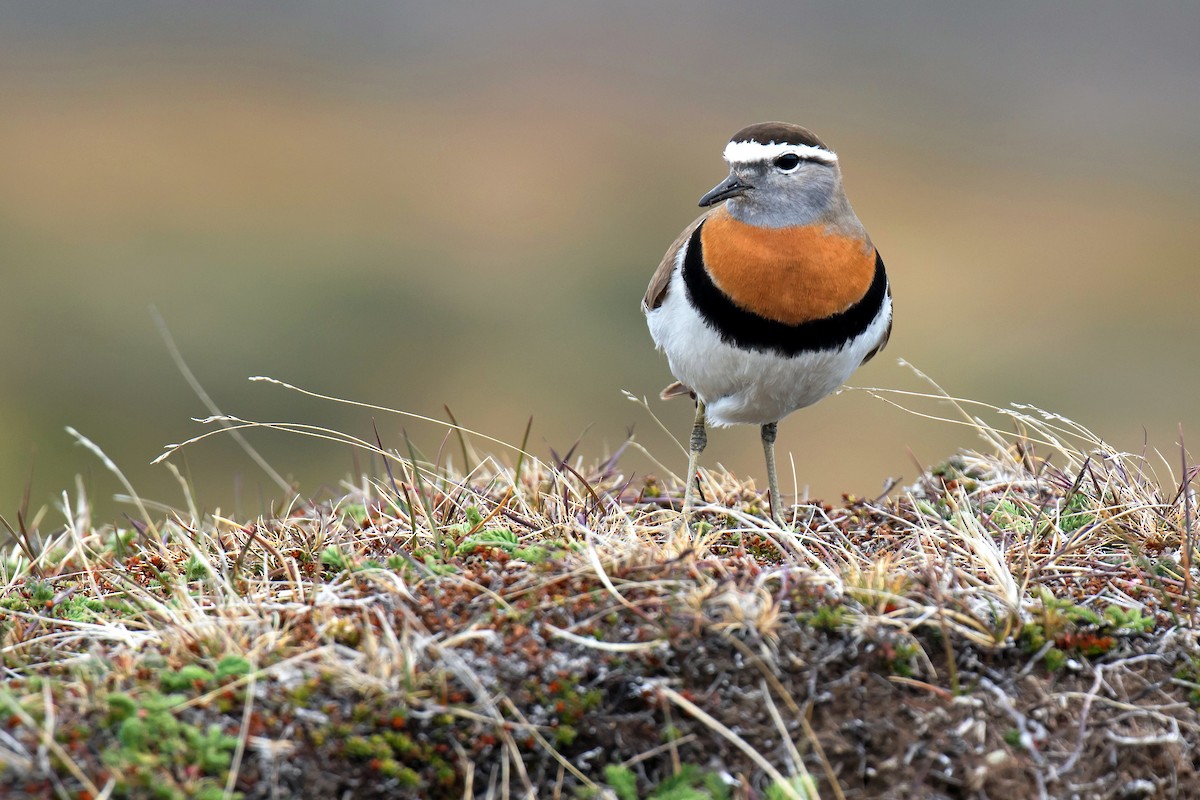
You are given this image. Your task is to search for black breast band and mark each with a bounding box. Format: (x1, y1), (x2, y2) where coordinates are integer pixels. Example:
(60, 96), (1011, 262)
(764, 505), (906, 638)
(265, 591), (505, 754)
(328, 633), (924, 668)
(682, 221), (888, 357)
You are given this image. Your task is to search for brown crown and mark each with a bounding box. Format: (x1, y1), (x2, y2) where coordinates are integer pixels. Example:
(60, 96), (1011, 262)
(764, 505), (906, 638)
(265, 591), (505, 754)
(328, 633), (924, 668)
(728, 122), (828, 151)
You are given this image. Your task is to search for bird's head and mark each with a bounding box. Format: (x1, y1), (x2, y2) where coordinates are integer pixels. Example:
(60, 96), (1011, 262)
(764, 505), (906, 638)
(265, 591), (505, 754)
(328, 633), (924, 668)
(699, 122), (846, 229)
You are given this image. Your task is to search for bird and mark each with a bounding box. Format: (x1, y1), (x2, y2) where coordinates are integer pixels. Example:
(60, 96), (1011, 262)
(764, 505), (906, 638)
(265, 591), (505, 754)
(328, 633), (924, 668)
(642, 121), (892, 524)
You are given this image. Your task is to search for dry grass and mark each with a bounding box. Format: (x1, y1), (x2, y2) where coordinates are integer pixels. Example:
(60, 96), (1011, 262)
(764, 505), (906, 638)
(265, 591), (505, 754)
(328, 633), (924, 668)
(1, 368), (1198, 799)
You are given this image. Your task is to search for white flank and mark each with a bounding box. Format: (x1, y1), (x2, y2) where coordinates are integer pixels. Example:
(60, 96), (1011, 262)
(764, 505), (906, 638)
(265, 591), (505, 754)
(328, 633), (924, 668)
(722, 139), (837, 166)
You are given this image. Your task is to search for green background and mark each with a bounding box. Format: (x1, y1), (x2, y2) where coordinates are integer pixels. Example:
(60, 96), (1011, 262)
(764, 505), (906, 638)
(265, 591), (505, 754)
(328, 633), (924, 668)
(3, 3), (1198, 520)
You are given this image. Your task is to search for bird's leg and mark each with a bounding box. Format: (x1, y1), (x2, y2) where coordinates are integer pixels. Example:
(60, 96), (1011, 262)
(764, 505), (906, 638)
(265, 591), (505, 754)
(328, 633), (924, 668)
(681, 400), (707, 516)
(761, 421), (784, 525)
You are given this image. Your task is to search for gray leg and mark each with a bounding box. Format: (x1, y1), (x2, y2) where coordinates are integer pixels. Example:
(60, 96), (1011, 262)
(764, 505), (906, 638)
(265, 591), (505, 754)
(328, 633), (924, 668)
(761, 421), (783, 525)
(681, 400), (707, 515)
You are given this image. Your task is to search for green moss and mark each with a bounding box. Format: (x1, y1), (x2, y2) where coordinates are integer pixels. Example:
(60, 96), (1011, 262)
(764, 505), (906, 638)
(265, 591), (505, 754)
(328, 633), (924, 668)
(196, 784), (241, 800)
(1060, 492), (1098, 533)
(185, 554), (210, 581)
(161, 664), (215, 693)
(605, 764), (638, 800)
(339, 503), (369, 527)
(393, 764), (423, 789)
(434, 761), (457, 786)
(454, 527), (552, 563)
(383, 730), (416, 755)
(1043, 647), (1067, 672)
(1019, 590), (1154, 671)
(28, 580), (55, 605)
(215, 654), (253, 682)
(915, 498), (950, 520)
(320, 546), (351, 573)
(883, 640), (919, 678)
(289, 677), (319, 705)
(106, 692), (137, 722)
(604, 763), (732, 800)
(554, 723), (577, 747)
(100, 690), (240, 798)
(344, 734), (391, 760)
(984, 498), (1034, 534)
(1103, 605), (1154, 633)
(801, 604), (850, 632)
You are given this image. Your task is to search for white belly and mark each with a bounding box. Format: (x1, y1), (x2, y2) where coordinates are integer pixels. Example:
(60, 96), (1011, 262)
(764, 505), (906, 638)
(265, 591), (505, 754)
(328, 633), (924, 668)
(646, 267), (891, 427)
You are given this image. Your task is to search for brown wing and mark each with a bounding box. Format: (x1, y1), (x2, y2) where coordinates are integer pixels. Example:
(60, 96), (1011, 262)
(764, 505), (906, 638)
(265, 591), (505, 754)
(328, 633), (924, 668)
(642, 213), (708, 312)
(860, 284), (893, 365)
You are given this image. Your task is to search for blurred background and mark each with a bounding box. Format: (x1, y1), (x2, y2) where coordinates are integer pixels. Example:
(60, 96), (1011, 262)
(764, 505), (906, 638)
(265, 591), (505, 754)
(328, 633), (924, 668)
(3, 2), (1198, 521)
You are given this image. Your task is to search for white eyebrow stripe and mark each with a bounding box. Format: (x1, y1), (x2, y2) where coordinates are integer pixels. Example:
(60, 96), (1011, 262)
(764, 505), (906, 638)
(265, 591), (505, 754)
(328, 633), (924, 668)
(722, 140), (838, 165)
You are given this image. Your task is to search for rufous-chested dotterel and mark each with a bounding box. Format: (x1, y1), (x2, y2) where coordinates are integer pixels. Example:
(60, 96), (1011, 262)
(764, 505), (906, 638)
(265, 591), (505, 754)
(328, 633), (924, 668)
(642, 121), (892, 527)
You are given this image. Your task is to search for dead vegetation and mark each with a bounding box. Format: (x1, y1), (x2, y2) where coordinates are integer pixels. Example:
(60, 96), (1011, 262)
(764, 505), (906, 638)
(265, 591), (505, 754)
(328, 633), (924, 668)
(1, 370), (1198, 799)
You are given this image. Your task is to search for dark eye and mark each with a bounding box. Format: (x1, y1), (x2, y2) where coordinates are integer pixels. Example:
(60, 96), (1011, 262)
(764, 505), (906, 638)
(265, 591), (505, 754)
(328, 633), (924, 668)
(773, 153), (802, 172)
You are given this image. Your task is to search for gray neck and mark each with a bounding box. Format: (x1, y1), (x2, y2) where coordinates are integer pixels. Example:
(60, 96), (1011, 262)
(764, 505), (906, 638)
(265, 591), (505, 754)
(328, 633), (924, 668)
(726, 171), (868, 240)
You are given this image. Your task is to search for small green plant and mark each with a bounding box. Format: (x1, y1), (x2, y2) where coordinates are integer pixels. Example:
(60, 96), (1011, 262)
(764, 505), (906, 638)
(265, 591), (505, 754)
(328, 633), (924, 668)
(1, 585), (139, 631)
(914, 498), (950, 520)
(1019, 590), (1149, 669)
(1103, 605), (1155, 633)
(28, 580), (55, 605)
(160, 664), (215, 693)
(416, 552), (459, 576)
(455, 527), (549, 562)
(104, 527), (138, 558)
(215, 654), (253, 682)
(554, 723), (578, 747)
(102, 690), (242, 799)
(1043, 647), (1067, 671)
(320, 546), (351, 573)
(185, 553), (210, 581)
(338, 502), (369, 527)
(877, 637), (919, 678)
(1060, 492), (1098, 533)
(604, 764), (638, 800)
(800, 604), (850, 632)
(984, 498), (1034, 534)
(603, 763), (731, 800)
(765, 774), (818, 800)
